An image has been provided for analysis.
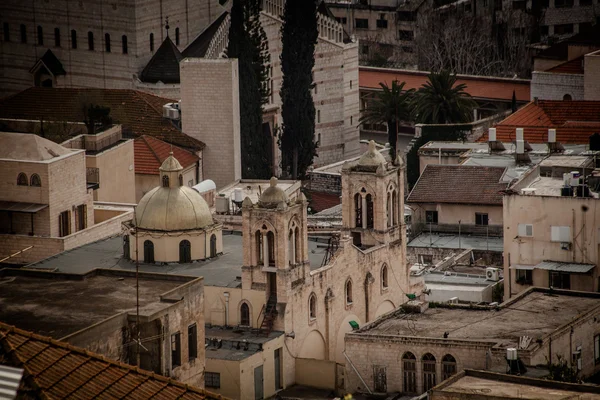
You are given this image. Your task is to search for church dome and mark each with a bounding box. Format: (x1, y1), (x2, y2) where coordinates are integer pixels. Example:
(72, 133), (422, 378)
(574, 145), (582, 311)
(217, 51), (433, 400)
(259, 177), (288, 208)
(357, 140), (386, 168)
(135, 153), (213, 231)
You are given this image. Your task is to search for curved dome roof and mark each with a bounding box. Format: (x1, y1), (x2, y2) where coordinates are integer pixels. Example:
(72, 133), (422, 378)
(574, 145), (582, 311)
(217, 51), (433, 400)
(160, 153), (183, 172)
(357, 140), (386, 167)
(259, 177), (288, 208)
(135, 187), (213, 231)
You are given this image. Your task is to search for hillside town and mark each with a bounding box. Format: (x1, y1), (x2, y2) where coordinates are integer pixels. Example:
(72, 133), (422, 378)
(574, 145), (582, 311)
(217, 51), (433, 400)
(1, 0), (600, 399)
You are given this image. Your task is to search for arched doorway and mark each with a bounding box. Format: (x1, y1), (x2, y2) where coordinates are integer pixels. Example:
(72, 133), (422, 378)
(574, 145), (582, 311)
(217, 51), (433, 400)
(179, 240), (191, 263)
(210, 234), (217, 258)
(240, 302), (250, 326)
(143, 240), (154, 263)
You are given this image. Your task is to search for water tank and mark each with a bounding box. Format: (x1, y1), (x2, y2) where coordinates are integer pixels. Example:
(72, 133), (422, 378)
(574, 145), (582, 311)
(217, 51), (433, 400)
(590, 133), (600, 151)
(507, 348), (518, 361)
(233, 188), (244, 203)
(488, 128), (496, 142)
(570, 171), (581, 186)
(215, 196), (230, 214)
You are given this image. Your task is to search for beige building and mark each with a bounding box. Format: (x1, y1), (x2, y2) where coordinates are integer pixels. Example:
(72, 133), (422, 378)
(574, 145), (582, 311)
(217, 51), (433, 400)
(0, 131), (131, 265)
(0, 267), (207, 389)
(345, 287), (600, 396)
(503, 164), (600, 299)
(0, 0), (223, 97)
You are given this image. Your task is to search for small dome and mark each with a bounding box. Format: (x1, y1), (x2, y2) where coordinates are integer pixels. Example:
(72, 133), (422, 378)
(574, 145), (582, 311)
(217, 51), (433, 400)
(357, 140), (386, 168)
(160, 152), (183, 172)
(259, 177), (288, 208)
(135, 185), (213, 231)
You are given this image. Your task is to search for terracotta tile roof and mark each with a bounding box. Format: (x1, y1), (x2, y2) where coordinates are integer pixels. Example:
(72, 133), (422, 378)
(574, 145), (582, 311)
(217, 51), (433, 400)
(545, 56), (584, 74)
(0, 322), (227, 400)
(359, 67), (530, 102)
(308, 191), (341, 213)
(407, 165), (508, 205)
(479, 100), (600, 143)
(135, 135), (199, 175)
(0, 87), (205, 151)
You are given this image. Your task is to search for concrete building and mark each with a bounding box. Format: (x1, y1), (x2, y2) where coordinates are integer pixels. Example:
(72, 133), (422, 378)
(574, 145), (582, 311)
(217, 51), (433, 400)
(423, 269), (503, 303)
(431, 369), (600, 399)
(0, 0), (223, 97)
(0, 268), (207, 388)
(0, 131), (132, 265)
(503, 164), (600, 298)
(344, 287), (600, 396)
(0, 322), (226, 400)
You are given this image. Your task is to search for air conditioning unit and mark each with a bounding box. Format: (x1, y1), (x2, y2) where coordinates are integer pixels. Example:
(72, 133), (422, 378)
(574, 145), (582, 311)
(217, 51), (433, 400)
(486, 267), (500, 282)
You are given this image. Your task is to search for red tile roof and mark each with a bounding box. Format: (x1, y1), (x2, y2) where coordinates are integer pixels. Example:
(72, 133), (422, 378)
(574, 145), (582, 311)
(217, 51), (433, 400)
(0, 87), (205, 151)
(407, 165), (508, 205)
(545, 56), (585, 74)
(135, 135), (199, 175)
(308, 191), (341, 212)
(480, 100), (600, 143)
(360, 67), (531, 102)
(0, 322), (227, 400)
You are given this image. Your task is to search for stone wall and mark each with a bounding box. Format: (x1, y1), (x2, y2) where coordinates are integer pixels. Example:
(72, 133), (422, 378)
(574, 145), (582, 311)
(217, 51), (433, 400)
(310, 171), (342, 194)
(531, 71), (584, 100)
(584, 50), (600, 100)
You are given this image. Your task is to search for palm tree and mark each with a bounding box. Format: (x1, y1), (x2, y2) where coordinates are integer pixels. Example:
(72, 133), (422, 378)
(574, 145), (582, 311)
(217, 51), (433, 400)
(360, 80), (414, 158)
(412, 70), (477, 124)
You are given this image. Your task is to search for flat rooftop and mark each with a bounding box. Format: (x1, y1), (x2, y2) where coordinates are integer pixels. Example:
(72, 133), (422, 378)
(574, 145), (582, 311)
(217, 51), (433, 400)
(434, 370), (600, 399)
(424, 271), (493, 287)
(0, 270), (190, 339)
(408, 233), (503, 252)
(27, 232), (328, 287)
(354, 289), (600, 348)
(205, 327), (283, 361)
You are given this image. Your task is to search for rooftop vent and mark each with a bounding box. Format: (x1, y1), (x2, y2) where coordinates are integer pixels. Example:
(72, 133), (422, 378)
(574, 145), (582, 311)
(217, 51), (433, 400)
(488, 127), (505, 151)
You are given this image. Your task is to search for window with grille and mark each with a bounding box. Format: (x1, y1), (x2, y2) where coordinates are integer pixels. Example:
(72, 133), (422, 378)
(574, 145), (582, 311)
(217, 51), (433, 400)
(355, 18), (368, 29)
(402, 353), (416, 393)
(475, 213), (489, 226)
(188, 324), (197, 360)
(442, 354), (457, 380)
(205, 372), (220, 388)
(171, 332), (181, 367)
(550, 271), (570, 289)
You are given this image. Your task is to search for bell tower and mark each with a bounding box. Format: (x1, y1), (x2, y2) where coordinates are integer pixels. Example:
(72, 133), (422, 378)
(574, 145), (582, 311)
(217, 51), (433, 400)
(241, 177), (309, 306)
(341, 141), (405, 248)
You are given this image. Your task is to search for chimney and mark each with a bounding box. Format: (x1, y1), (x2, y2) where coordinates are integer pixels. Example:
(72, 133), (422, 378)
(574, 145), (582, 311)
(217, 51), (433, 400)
(516, 128), (524, 141)
(488, 127), (505, 152)
(547, 128), (564, 153)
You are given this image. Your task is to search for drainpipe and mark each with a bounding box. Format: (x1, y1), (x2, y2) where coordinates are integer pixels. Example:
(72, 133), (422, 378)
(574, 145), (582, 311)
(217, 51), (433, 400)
(343, 350), (373, 394)
(224, 292), (230, 328)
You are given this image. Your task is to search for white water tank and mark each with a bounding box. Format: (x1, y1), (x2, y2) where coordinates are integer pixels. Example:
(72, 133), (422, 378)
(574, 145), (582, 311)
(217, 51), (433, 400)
(192, 179), (216, 194)
(215, 196), (230, 214)
(570, 171), (581, 186)
(507, 348), (518, 361)
(233, 188), (244, 203)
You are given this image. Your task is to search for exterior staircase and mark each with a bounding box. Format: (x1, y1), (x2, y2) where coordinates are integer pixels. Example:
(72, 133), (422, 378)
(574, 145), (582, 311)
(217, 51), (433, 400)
(259, 295), (278, 336)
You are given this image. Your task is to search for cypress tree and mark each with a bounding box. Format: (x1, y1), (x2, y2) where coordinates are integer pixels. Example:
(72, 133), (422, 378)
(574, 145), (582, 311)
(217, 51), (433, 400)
(227, 0), (272, 179)
(279, 0), (318, 179)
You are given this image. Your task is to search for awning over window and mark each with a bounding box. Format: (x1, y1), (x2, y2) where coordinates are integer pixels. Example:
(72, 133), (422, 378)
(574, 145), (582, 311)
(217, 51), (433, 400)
(509, 264), (535, 270)
(0, 201), (48, 213)
(534, 261), (595, 274)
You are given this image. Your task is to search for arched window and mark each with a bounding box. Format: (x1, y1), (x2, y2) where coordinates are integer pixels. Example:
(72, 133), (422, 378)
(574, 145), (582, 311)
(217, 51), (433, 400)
(442, 354), (457, 380)
(143, 240), (154, 263)
(381, 264), (388, 289)
(354, 193), (362, 228)
(240, 302), (250, 326)
(294, 226), (300, 263)
(88, 31), (94, 50)
(17, 173), (28, 186)
(345, 279), (353, 305)
(122, 35), (128, 54)
(104, 33), (110, 52)
(178, 174), (183, 186)
(37, 26), (43, 45)
(366, 194), (374, 228)
(309, 293), (316, 320)
(386, 192), (391, 228)
(179, 240), (191, 263)
(392, 190), (398, 225)
(30, 174), (41, 187)
(563, 94), (572, 101)
(210, 234), (217, 258)
(423, 353), (437, 391)
(149, 33), (154, 51)
(54, 27), (60, 47)
(20, 24), (26, 43)
(402, 352), (417, 393)
(288, 229), (294, 266)
(255, 231), (263, 264)
(71, 29), (77, 49)
(175, 27), (180, 46)
(267, 231), (275, 266)
(162, 175), (169, 188)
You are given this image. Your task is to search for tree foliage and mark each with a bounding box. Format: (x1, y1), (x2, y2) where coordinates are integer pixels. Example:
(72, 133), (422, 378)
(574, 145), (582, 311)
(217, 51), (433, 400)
(279, 0), (318, 179)
(360, 80), (414, 158)
(228, 0), (272, 179)
(412, 70), (477, 124)
(547, 355), (580, 383)
(83, 104), (112, 134)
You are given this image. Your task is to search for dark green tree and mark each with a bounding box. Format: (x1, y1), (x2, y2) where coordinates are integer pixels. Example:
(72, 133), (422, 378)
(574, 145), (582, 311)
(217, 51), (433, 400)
(412, 70), (477, 124)
(359, 80), (414, 158)
(228, 0), (272, 179)
(279, 0), (318, 179)
(511, 90), (517, 113)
